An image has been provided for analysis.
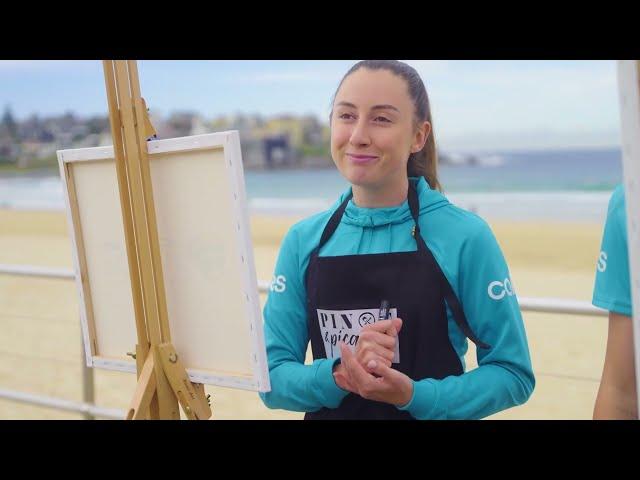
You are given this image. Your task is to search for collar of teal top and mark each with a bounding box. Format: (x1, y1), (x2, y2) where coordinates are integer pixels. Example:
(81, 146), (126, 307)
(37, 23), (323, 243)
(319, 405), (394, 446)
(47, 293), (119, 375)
(332, 177), (450, 227)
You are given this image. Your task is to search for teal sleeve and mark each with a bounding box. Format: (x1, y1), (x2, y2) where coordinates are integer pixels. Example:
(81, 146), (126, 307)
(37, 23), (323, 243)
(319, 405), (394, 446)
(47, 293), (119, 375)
(398, 223), (535, 419)
(592, 187), (632, 316)
(259, 226), (349, 412)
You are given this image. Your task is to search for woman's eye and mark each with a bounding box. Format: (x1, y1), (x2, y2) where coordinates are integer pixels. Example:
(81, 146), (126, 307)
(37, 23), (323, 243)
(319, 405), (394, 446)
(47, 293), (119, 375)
(374, 116), (391, 123)
(339, 113), (355, 120)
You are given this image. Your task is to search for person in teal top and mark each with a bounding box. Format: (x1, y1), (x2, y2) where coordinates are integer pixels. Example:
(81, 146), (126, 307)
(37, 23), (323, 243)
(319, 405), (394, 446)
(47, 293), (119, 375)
(259, 60), (535, 419)
(592, 184), (637, 419)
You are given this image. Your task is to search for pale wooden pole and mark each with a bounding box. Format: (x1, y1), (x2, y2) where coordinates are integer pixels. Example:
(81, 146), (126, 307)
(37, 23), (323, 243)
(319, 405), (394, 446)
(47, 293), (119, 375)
(617, 60), (640, 416)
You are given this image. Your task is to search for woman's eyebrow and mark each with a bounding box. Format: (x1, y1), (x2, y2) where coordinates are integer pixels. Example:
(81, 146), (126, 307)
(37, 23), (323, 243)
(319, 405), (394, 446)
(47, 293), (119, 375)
(336, 101), (400, 113)
(371, 104), (400, 113)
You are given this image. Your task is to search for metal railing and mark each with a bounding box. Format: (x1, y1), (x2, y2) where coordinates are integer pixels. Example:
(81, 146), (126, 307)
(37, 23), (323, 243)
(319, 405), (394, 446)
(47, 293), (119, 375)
(0, 263), (607, 419)
(0, 263), (100, 419)
(0, 388), (124, 420)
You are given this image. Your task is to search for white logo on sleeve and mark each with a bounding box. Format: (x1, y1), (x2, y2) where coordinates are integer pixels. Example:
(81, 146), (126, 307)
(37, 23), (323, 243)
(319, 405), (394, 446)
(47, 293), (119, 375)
(317, 307), (400, 362)
(270, 275), (287, 293)
(597, 251), (607, 272)
(487, 277), (515, 300)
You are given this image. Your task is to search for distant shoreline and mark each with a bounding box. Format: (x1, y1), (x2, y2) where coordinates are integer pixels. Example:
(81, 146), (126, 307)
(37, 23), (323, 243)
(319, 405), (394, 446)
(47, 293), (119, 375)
(0, 165), (59, 179)
(0, 145), (623, 179)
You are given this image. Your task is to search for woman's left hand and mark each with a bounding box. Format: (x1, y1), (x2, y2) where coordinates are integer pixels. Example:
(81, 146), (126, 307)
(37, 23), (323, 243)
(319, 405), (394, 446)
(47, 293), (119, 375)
(333, 361), (356, 393)
(338, 342), (413, 406)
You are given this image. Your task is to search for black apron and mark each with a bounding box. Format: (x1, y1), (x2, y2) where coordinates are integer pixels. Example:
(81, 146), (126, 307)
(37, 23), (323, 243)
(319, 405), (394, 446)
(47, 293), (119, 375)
(304, 180), (490, 420)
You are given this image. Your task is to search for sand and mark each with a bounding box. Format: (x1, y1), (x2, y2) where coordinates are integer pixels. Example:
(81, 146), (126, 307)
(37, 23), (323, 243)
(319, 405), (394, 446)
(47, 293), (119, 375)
(0, 209), (607, 419)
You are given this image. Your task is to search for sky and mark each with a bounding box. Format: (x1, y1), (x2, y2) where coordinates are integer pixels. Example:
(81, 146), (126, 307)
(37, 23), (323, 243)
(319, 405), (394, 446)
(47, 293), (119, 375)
(0, 60), (622, 152)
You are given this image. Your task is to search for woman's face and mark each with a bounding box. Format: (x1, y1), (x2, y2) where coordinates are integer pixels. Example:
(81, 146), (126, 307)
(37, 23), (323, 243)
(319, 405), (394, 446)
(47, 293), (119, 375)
(331, 68), (428, 190)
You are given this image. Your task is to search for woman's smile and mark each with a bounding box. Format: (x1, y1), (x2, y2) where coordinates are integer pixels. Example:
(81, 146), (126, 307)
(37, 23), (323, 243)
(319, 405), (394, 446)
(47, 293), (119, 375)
(346, 153), (379, 165)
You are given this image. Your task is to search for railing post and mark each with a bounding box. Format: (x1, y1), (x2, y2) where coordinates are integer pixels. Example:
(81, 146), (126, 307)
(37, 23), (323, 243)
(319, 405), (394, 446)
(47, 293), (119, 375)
(80, 328), (95, 420)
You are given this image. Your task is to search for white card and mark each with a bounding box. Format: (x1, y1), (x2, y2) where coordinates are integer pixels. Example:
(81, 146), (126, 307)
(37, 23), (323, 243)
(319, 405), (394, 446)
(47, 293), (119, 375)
(316, 307), (400, 363)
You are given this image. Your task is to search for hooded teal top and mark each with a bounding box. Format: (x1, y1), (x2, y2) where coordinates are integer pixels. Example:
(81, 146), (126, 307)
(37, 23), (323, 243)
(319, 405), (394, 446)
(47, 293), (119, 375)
(259, 177), (535, 419)
(593, 185), (632, 316)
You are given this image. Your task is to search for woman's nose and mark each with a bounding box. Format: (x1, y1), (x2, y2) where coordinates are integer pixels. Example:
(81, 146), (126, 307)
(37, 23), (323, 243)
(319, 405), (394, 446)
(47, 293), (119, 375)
(349, 120), (371, 147)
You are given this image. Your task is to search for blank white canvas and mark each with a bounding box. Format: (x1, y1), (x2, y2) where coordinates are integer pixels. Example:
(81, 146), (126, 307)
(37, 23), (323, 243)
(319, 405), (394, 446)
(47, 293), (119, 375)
(58, 132), (270, 392)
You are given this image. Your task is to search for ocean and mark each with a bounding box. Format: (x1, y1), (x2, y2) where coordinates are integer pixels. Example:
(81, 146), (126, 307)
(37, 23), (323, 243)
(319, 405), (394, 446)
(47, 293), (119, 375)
(0, 147), (625, 223)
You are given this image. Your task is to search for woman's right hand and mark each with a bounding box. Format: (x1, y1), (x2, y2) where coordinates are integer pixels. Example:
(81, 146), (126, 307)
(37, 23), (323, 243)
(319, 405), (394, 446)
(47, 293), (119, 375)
(355, 318), (402, 373)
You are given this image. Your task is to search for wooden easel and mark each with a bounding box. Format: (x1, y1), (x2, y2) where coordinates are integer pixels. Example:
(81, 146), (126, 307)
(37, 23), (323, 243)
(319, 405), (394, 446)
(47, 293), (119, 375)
(102, 60), (212, 420)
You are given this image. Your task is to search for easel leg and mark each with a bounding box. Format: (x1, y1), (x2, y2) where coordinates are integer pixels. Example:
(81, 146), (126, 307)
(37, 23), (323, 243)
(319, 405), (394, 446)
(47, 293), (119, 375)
(158, 343), (212, 419)
(126, 353), (157, 420)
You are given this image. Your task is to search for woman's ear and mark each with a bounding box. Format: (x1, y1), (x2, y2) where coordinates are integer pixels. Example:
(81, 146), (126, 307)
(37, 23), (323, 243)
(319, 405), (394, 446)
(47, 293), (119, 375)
(411, 121), (431, 153)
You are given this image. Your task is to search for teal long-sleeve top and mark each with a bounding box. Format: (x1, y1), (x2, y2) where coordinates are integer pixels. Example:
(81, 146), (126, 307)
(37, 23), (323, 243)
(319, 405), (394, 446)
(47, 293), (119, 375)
(259, 177), (535, 419)
(592, 184), (632, 316)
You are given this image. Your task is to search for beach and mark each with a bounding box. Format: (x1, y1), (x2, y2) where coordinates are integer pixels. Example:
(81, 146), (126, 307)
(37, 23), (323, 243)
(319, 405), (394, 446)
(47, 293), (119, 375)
(0, 208), (607, 419)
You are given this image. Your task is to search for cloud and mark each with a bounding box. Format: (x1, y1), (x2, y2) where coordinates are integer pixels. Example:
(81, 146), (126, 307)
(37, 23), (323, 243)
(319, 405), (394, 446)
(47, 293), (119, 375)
(237, 71), (326, 83)
(0, 60), (100, 73)
(457, 60), (616, 97)
(403, 60), (452, 76)
(227, 61), (351, 85)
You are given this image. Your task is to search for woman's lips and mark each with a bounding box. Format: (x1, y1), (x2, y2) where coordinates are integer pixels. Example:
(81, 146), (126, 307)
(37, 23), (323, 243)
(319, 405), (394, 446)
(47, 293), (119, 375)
(347, 153), (378, 165)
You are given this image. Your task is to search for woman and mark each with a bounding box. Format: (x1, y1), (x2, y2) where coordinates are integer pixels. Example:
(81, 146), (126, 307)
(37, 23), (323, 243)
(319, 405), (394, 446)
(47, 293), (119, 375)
(259, 60), (535, 419)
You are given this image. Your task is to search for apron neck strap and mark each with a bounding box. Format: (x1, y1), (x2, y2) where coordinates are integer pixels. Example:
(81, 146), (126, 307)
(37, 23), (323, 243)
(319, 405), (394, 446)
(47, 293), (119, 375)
(317, 179), (425, 251)
(408, 179), (427, 252)
(318, 190), (352, 250)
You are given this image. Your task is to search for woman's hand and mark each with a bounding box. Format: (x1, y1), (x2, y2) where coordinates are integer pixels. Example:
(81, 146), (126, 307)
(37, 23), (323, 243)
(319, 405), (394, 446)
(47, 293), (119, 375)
(333, 361), (356, 393)
(356, 318), (402, 373)
(338, 341), (413, 407)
